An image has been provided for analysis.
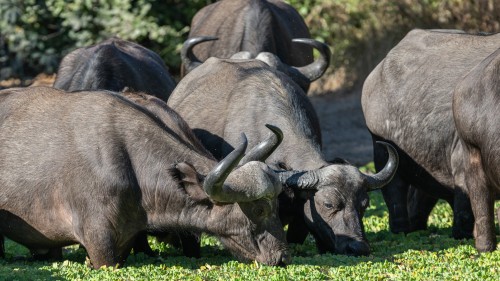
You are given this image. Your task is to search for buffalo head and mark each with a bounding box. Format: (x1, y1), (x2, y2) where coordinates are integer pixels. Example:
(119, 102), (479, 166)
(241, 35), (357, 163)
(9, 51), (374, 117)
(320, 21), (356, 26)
(172, 128), (290, 266)
(278, 142), (398, 256)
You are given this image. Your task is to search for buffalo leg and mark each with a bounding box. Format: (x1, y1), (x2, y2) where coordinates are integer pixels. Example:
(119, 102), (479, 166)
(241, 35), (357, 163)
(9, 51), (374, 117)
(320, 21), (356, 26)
(465, 148), (496, 252)
(373, 137), (410, 234)
(451, 187), (474, 239)
(407, 186), (438, 232)
(30, 247), (63, 261)
(286, 218), (309, 244)
(179, 233), (201, 258)
(132, 231), (156, 256)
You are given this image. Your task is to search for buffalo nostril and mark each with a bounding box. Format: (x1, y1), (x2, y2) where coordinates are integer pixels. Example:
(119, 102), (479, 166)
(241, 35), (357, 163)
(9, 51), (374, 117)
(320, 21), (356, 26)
(345, 241), (370, 256)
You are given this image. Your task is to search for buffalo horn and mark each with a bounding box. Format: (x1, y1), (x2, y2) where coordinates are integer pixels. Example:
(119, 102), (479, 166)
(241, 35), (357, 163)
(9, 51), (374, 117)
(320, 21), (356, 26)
(181, 36), (218, 73)
(203, 133), (247, 201)
(364, 141), (399, 191)
(276, 170), (319, 190)
(288, 38), (331, 83)
(240, 124), (283, 164)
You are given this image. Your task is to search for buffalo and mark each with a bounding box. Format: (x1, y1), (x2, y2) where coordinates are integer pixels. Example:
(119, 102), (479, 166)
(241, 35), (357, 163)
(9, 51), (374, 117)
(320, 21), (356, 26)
(0, 86), (290, 267)
(361, 29), (500, 239)
(167, 37), (399, 256)
(183, 0), (319, 92)
(53, 37), (176, 101)
(453, 47), (500, 252)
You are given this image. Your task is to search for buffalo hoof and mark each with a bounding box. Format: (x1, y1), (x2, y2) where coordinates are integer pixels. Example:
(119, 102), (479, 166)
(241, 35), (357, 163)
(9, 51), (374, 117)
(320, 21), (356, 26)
(389, 219), (411, 234)
(451, 227), (473, 240)
(475, 237), (497, 253)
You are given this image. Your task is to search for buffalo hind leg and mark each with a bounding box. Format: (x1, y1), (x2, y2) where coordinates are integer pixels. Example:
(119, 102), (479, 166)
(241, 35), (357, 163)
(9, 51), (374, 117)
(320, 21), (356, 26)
(407, 186), (438, 232)
(452, 187), (474, 239)
(465, 147), (496, 252)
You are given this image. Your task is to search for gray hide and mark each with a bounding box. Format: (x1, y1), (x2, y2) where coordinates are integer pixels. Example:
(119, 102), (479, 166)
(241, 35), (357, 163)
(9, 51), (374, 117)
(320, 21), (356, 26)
(168, 54), (398, 256)
(361, 28), (500, 239)
(453, 47), (500, 252)
(0, 87), (289, 267)
(53, 37), (176, 101)
(183, 0), (314, 91)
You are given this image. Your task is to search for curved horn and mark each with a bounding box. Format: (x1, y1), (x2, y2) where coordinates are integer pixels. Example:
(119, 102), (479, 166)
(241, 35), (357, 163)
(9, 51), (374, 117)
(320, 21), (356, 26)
(288, 38), (331, 83)
(181, 36), (218, 73)
(364, 141), (399, 191)
(203, 133), (247, 200)
(276, 170), (319, 190)
(240, 124), (283, 164)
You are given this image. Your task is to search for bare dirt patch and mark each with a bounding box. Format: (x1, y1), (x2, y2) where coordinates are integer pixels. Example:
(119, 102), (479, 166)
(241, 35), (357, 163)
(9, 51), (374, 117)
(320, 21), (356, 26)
(309, 88), (373, 166)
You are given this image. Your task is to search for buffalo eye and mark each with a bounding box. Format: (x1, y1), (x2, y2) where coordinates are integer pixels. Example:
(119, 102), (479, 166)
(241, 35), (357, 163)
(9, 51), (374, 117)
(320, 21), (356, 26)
(324, 202), (334, 209)
(254, 206), (265, 217)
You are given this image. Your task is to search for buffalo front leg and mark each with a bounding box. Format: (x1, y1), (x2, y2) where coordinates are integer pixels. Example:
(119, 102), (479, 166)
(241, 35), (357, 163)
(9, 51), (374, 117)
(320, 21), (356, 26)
(465, 148), (496, 252)
(373, 136), (410, 233)
(407, 186), (438, 232)
(286, 217), (310, 245)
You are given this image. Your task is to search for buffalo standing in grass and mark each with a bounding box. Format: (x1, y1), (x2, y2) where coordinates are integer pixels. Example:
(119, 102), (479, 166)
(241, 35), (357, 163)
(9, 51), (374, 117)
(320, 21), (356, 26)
(453, 47), (500, 252)
(53, 37), (185, 257)
(0, 86), (290, 267)
(167, 37), (399, 256)
(362, 29), (500, 239)
(53, 37), (176, 101)
(183, 0), (317, 92)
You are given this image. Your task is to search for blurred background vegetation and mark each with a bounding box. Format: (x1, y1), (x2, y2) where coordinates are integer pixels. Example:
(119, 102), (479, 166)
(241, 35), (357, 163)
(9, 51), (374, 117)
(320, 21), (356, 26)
(1, 0), (499, 93)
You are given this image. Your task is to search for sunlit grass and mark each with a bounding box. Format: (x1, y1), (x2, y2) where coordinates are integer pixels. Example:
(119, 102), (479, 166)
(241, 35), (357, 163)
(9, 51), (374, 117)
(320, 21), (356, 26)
(1, 163), (500, 280)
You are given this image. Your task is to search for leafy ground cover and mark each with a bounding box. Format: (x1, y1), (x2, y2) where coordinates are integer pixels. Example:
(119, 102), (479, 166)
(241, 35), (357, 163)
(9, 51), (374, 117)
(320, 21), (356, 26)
(1, 188), (499, 281)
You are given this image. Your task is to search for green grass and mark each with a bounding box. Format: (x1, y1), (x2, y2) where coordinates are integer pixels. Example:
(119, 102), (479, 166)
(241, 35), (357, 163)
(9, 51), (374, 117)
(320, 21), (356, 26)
(1, 191), (500, 280)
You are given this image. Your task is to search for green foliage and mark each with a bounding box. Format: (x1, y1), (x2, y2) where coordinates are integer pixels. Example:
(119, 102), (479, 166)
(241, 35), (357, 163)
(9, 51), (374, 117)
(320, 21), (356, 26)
(286, 0), (500, 90)
(2, 0), (500, 89)
(0, 0), (214, 80)
(1, 191), (499, 280)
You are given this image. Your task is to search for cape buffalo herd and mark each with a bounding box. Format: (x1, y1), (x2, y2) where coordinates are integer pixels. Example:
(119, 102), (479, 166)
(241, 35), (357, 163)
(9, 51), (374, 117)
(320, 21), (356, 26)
(1, 0), (499, 270)
(168, 36), (398, 256)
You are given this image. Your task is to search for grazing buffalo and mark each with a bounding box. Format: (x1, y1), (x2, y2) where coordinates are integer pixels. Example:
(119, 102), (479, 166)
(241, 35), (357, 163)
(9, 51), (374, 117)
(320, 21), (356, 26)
(183, 0), (318, 91)
(361, 29), (500, 239)
(167, 37), (399, 256)
(0, 86), (290, 267)
(53, 37), (176, 101)
(453, 47), (500, 252)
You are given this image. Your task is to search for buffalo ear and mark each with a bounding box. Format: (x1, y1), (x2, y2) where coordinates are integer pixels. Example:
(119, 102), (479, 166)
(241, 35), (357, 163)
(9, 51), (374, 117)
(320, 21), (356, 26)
(171, 162), (210, 202)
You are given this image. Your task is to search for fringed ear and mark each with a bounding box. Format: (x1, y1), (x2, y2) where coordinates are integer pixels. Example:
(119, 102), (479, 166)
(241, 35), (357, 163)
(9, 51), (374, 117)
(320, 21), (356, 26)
(170, 162), (210, 202)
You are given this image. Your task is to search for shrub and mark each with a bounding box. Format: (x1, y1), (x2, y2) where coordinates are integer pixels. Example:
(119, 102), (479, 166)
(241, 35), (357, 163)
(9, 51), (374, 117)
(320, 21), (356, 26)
(0, 0), (214, 82)
(1, 0), (500, 91)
